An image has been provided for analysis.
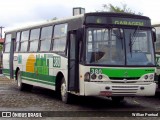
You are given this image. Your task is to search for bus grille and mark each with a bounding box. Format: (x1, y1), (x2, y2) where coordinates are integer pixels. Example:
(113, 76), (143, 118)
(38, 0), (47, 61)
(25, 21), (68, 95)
(109, 77), (140, 83)
(111, 86), (139, 95)
(109, 77), (140, 80)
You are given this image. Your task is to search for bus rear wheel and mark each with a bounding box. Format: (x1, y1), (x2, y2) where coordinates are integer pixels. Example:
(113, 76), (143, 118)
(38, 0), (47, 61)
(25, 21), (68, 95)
(17, 70), (32, 91)
(60, 77), (71, 104)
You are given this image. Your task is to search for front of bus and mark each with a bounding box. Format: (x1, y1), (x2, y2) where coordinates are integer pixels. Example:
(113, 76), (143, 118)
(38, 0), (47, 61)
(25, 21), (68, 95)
(82, 13), (156, 98)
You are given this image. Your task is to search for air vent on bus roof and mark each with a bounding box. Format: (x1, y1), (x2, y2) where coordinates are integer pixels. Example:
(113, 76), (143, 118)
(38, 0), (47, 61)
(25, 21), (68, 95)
(73, 7), (85, 16)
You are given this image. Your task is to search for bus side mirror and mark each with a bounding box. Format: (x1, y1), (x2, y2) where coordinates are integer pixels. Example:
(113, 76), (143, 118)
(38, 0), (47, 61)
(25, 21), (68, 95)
(152, 29), (156, 42)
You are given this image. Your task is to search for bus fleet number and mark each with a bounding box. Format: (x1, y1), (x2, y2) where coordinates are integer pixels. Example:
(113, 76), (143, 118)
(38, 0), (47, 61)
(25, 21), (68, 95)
(90, 68), (102, 74)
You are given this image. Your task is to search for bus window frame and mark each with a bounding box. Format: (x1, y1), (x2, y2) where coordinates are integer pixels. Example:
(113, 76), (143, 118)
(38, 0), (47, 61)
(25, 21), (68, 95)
(52, 23), (68, 53)
(4, 34), (12, 53)
(19, 30), (30, 52)
(84, 25), (156, 67)
(39, 25), (53, 52)
(15, 31), (21, 52)
(28, 28), (41, 52)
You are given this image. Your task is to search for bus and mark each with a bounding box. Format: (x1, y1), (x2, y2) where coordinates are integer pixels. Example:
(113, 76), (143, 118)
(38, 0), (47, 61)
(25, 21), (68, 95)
(152, 24), (160, 88)
(3, 12), (157, 103)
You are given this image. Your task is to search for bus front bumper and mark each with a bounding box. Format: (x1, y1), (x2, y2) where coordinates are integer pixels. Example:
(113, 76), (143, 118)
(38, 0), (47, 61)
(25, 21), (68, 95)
(84, 82), (156, 96)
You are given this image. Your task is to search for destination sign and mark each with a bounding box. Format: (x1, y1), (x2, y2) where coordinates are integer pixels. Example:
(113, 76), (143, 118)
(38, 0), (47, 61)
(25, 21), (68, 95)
(112, 17), (146, 26)
(85, 15), (151, 27)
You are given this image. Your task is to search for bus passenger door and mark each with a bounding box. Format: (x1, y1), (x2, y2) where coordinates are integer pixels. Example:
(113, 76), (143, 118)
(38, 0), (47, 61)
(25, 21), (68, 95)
(3, 33), (15, 79)
(68, 30), (79, 92)
(10, 33), (16, 79)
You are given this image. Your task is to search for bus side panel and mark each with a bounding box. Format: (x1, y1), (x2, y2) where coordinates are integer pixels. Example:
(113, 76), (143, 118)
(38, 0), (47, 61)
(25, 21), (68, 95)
(14, 53), (68, 91)
(79, 64), (86, 95)
(3, 53), (10, 77)
(53, 56), (68, 87)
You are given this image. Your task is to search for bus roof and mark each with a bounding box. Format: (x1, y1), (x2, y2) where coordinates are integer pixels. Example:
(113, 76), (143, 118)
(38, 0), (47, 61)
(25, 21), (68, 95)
(85, 12), (150, 20)
(5, 14), (84, 33)
(5, 12), (151, 33)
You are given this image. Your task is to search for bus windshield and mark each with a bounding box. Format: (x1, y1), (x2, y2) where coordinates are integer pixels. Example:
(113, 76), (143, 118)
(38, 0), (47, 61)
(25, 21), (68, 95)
(86, 27), (155, 66)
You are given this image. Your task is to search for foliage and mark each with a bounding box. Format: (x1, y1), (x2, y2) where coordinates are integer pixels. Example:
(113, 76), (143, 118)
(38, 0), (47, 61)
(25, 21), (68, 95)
(98, 3), (143, 15)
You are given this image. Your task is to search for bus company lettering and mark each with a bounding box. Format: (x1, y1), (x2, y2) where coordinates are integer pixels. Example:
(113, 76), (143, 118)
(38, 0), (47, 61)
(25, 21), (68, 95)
(11, 112), (42, 118)
(114, 20), (144, 26)
(53, 56), (61, 68)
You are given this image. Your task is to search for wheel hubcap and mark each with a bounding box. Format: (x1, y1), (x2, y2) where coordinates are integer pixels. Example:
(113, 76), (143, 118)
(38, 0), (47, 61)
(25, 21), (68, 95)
(61, 82), (67, 100)
(17, 73), (21, 87)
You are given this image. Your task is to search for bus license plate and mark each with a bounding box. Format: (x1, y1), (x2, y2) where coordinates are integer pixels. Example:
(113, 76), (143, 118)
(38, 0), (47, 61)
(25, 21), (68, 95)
(100, 91), (112, 96)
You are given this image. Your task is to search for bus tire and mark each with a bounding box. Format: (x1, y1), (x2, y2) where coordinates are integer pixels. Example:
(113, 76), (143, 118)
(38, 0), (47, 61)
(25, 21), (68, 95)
(60, 77), (71, 104)
(17, 70), (32, 91)
(17, 70), (24, 91)
(111, 96), (124, 103)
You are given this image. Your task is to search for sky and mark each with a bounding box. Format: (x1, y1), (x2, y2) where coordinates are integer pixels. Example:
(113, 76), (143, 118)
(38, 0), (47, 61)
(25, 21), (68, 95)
(0, 0), (160, 35)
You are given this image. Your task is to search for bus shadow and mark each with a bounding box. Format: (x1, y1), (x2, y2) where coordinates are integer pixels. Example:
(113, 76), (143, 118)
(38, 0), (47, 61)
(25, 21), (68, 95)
(152, 91), (160, 99)
(70, 96), (146, 110)
(28, 86), (146, 110)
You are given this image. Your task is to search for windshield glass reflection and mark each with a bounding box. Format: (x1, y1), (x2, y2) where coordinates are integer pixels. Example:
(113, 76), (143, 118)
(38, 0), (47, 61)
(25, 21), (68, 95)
(86, 27), (155, 66)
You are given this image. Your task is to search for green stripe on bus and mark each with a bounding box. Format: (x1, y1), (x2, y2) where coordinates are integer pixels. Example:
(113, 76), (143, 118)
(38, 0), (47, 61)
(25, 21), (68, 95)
(102, 68), (155, 78)
(21, 71), (56, 85)
(22, 76), (55, 85)
(3, 69), (56, 85)
(90, 68), (155, 78)
(3, 69), (10, 74)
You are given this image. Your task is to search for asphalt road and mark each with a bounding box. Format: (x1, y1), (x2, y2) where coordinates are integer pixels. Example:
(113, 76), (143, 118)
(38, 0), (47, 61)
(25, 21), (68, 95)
(0, 75), (160, 120)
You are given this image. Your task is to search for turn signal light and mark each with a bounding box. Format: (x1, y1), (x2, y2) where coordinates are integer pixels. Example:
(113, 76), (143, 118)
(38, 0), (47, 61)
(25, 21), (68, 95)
(84, 72), (90, 81)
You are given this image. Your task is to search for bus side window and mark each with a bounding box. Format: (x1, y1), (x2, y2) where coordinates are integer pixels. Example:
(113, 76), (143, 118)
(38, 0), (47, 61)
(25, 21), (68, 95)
(29, 28), (40, 52)
(53, 23), (68, 52)
(4, 34), (11, 52)
(40, 26), (53, 51)
(15, 32), (21, 52)
(20, 30), (29, 52)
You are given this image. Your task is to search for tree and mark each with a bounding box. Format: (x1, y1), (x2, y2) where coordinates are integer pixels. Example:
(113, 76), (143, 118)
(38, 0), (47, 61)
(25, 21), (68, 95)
(98, 3), (143, 15)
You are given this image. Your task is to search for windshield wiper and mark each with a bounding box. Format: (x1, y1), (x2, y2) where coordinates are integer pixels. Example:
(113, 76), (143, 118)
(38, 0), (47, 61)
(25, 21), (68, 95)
(129, 26), (140, 56)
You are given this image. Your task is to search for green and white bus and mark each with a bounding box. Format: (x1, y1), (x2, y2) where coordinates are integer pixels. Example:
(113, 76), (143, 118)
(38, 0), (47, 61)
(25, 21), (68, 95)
(3, 12), (157, 103)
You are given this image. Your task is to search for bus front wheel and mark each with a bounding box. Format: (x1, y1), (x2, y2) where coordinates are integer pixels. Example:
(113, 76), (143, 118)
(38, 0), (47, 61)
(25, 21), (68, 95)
(60, 77), (71, 104)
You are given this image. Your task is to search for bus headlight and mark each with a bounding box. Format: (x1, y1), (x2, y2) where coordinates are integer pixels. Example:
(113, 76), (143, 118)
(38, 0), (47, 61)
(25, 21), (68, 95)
(91, 74), (97, 80)
(144, 75), (148, 80)
(84, 72), (90, 81)
(98, 75), (103, 80)
(149, 74), (154, 80)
